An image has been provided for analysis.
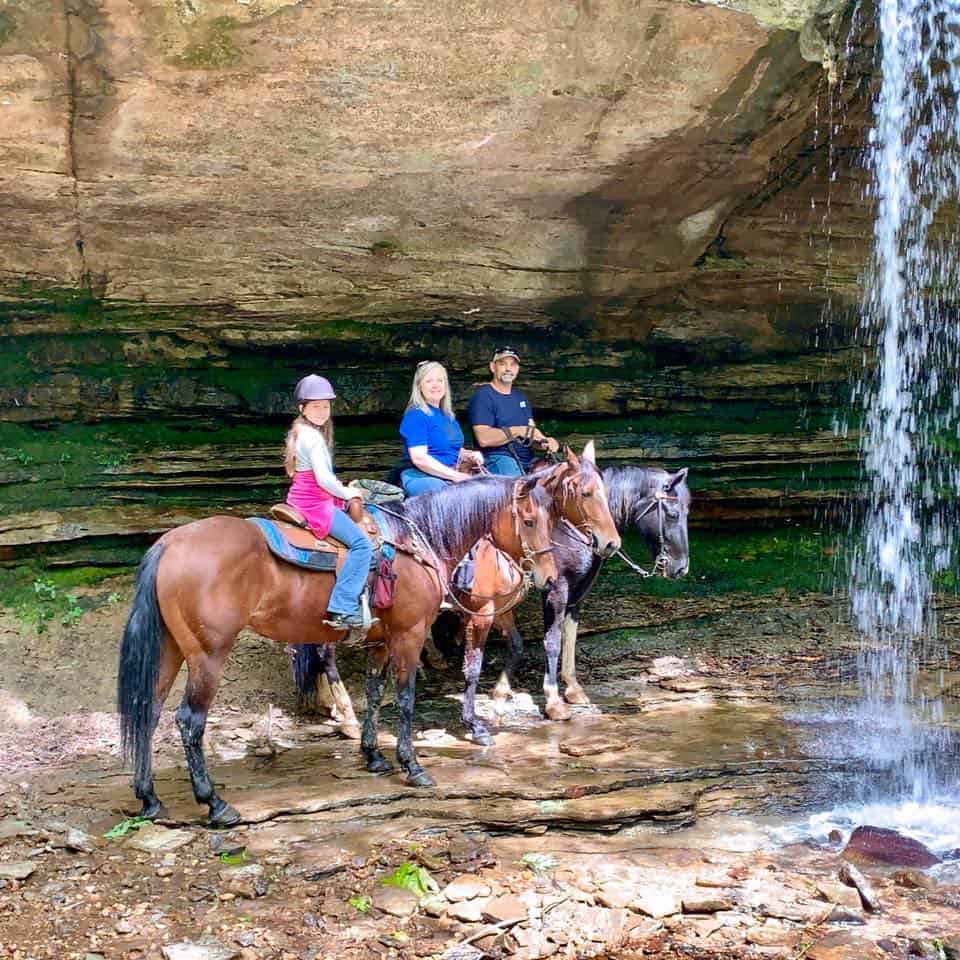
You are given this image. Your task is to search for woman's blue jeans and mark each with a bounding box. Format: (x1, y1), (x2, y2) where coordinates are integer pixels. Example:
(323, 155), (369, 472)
(401, 468), (450, 497)
(327, 508), (373, 616)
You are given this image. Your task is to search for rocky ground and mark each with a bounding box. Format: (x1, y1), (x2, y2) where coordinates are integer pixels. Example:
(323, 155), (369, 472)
(0, 582), (959, 960)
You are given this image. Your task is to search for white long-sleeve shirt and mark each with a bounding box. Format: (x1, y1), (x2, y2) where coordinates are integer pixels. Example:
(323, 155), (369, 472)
(295, 427), (354, 501)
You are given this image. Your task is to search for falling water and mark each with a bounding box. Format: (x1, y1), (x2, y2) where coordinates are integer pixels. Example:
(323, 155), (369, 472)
(849, 0), (960, 799)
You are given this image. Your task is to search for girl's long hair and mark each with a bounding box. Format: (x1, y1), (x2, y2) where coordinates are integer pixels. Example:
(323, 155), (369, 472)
(405, 361), (454, 418)
(284, 411), (335, 477)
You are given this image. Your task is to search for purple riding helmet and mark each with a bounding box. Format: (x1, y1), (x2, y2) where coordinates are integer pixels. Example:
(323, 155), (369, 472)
(294, 374), (336, 404)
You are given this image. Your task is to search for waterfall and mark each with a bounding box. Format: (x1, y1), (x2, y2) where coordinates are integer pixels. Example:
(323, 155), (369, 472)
(849, 0), (960, 799)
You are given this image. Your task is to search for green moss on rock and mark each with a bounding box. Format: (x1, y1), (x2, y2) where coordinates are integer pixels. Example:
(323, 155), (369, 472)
(0, 10), (17, 46)
(174, 16), (240, 70)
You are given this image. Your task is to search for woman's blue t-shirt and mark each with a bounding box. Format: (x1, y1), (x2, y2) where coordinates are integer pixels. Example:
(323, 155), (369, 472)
(399, 406), (464, 467)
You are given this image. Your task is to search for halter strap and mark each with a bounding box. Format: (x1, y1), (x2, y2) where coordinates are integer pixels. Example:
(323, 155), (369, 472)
(615, 489), (681, 579)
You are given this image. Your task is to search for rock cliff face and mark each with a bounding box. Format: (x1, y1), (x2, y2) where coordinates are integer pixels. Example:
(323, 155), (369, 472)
(0, 0), (871, 560)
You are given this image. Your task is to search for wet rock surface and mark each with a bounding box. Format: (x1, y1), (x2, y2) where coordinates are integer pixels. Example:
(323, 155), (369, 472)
(843, 825), (942, 869)
(0, 597), (958, 957)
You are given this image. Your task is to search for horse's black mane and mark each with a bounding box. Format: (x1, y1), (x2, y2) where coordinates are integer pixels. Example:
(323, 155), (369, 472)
(379, 475), (550, 561)
(602, 466), (667, 529)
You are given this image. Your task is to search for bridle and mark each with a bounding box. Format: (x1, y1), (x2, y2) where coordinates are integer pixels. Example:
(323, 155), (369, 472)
(555, 470), (616, 559)
(615, 488), (681, 579)
(509, 479), (556, 580)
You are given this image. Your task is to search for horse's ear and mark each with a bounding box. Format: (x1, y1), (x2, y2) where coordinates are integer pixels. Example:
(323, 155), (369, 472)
(565, 446), (581, 469)
(667, 467), (689, 492)
(517, 475), (538, 498)
(539, 462), (564, 492)
(581, 440), (596, 465)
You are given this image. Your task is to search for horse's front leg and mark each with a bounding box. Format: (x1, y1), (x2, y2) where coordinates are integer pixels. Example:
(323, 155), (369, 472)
(560, 603), (591, 705)
(361, 646), (393, 774)
(393, 631), (435, 788)
(462, 612), (494, 745)
(491, 613), (523, 702)
(542, 584), (572, 721)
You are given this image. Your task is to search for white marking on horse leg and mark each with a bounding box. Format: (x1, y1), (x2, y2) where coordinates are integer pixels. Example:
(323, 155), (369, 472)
(331, 680), (359, 728)
(543, 679), (572, 720)
(561, 614), (591, 705)
(491, 669), (513, 702)
(316, 673), (336, 715)
(560, 614), (578, 687)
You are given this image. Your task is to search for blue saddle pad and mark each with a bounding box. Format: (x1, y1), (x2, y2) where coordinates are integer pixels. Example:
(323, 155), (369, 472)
(248, 518), (339, 572)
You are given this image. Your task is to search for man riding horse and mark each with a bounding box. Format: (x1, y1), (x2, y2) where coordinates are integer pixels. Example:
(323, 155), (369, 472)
(468, 347), (560, 476)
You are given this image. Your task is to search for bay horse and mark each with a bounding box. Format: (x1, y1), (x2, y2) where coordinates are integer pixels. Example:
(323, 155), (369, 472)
(491, 465), (691, 717)
(117, 471), (560, 825)
(290, 443), (624, 742)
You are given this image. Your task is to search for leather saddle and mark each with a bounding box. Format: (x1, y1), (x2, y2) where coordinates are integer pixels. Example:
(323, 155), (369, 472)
(245, 502), (385, 576)
(269, 501), (380, 551)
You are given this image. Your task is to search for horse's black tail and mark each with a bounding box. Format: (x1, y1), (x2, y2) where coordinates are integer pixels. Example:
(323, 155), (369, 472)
(290, 643), (324, 705)
(117, 541), (167, 786)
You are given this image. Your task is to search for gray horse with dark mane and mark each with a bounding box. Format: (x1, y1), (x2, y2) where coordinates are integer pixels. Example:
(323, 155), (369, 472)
(490, 465), (690, 718)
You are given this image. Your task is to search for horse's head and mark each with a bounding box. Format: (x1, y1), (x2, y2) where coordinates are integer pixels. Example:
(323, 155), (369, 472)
(508, 475), (558, 591)
(635, 467), (690, 579)
(542, 441), (621, 558)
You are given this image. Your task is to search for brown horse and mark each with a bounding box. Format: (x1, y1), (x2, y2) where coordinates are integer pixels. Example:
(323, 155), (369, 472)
(117, 472), (560, 825)
(290, 442), (623, 742)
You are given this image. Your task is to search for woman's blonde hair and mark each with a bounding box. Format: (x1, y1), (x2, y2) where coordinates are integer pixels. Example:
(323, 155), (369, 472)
(284, 409), (335, 478)
(405, 361), (454, 417)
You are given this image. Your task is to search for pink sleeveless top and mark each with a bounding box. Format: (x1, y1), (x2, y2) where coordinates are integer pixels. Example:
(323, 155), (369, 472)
(286, 471), (344, 538)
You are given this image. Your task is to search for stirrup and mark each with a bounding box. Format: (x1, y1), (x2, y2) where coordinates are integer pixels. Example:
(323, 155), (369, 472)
(324, 591), (379, 632)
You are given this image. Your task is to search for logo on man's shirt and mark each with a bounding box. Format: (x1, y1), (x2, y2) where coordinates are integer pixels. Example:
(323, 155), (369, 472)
(520, 401), (527, 407)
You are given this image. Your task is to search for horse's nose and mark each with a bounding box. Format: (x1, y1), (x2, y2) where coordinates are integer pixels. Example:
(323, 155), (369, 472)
(601, 539), (618, 559)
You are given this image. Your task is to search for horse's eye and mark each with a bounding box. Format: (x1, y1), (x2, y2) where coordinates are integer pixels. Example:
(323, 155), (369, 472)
(582, 491), (593, 498)
(524, 519), (535, 528)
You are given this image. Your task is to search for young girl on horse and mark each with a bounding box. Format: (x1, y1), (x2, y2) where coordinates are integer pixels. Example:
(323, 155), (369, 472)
(285, 374), (375, 630)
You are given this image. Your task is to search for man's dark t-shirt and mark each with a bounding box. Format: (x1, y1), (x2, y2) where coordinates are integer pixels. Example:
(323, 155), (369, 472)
(468, 384), (535, 468)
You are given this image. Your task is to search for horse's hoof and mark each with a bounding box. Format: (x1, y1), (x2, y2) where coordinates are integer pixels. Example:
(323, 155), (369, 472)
(339, 723), (362, 741)
(545, 700), (572, 721)
(468, 728), (494, 747)
(366, 756), (395, 775)
(209, 801), (242, 827)
(140, 801), (167, 821)
(564, 685), (592, 706)
(407, 769), (436, 788)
